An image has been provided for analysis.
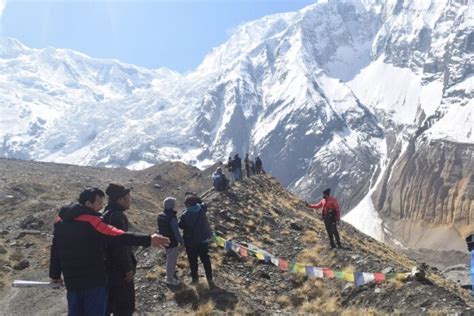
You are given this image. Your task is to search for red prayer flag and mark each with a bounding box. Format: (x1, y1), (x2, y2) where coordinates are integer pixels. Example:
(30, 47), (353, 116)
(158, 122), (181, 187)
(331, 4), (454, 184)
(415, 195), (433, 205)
(374, 272), (385, 283)
(240, 247), (248, 257)
(279, 259), (289, 271)
(323, 268), (334, 278)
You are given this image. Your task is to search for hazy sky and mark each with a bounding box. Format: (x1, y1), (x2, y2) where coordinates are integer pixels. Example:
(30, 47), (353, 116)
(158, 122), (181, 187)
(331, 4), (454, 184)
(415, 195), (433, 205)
(1, 0), (315, 72)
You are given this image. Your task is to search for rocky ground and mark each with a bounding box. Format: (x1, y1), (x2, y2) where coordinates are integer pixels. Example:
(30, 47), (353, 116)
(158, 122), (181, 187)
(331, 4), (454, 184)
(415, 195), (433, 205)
(0, 158), (473, 314)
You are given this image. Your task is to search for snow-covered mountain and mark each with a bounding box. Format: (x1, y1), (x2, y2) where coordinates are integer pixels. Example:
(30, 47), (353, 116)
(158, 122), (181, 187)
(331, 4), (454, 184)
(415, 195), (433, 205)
(0, 0), (472, 248)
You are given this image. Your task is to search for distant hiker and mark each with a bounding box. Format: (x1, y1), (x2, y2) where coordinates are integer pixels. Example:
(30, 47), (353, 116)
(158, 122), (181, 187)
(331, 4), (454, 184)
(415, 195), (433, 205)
(307, 188), (342, 249)
(157, 197), (184, 286)
(250, 160), (256, 175)
(101, 183), (141, 315)
(233, 154), (242, 181)
(466, 234), (474, 252)
(49, 187), (169, 316)
(244, 153), (251, 178)
(179, 194), (215, 288)
(255, 156), (264, 174)
(212, 167), (229, 191)
(225, 156), (234, 178)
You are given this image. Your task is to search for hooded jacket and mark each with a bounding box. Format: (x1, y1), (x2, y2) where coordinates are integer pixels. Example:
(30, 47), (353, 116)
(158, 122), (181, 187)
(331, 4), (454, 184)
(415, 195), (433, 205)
(178, 203), (212, 246)
(49, 203), (151, 291)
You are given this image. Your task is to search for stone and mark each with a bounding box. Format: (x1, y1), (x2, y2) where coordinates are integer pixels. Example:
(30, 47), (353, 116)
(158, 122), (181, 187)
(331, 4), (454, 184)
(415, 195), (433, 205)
(13, 260), (29, 271)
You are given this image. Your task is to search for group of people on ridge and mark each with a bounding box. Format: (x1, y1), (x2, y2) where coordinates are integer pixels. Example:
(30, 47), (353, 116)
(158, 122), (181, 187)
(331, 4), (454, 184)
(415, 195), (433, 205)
(49, 184), (214, 316)
(212, 153), (264, 191)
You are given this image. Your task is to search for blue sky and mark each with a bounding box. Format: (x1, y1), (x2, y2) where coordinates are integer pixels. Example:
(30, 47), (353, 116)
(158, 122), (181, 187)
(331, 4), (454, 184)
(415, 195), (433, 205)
(1, 0), (315, 72)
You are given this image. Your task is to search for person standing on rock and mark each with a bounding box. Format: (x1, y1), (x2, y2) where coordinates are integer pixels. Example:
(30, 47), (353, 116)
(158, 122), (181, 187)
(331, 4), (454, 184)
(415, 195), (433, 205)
(179, 194), (215, 288)
(306, 188), (342, 249)
(157, 197), (184, 286)
(101, 183), (141, 316)
(49, 187), (169, 316)
(244, 153), (251, 178)
(226, 156), (234, 180)
(255, 156), (264, 174)
(233, 154), (242, 181)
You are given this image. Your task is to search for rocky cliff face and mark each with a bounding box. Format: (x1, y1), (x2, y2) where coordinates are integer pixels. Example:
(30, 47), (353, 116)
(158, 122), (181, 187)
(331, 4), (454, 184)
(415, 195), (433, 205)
(371, 135), (473, 249)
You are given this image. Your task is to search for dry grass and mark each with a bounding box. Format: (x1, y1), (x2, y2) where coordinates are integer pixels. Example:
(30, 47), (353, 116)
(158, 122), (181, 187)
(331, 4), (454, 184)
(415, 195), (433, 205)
(301, 230), (319, 244)
(276, 295), (292, 308)
(340, 307), (380, 315)
(299, 296), (340, 314)
(195, 301), (215, 316)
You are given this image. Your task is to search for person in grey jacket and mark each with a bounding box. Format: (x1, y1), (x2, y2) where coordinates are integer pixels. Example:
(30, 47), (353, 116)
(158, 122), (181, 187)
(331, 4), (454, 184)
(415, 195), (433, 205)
(157, 197), (184, 286)
(178, 194), (215, 288)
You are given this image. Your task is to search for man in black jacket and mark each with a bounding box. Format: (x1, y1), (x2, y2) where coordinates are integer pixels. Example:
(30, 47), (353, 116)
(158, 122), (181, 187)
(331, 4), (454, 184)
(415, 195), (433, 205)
(179, 194), (215, 288)
(101, 183), (139, 316)
(49, 187), (169, 316)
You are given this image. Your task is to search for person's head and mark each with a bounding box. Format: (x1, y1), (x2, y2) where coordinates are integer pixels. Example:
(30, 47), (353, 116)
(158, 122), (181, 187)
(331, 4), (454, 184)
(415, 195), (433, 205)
(79, 187), (105, 212)
(323, 188), (331, 199)
(163, 197), (176, 210)
(216, 167), (223, 174)
(184, 194), (199, 207)
(234, 154), (239, 158)
(106, 183), (132, 210)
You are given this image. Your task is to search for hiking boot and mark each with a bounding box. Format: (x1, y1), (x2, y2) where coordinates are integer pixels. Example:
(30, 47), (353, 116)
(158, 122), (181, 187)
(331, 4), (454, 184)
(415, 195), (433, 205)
(165, 278), (180, 286)
(207, 280), (216, 289)
(190, 278), (199, 285)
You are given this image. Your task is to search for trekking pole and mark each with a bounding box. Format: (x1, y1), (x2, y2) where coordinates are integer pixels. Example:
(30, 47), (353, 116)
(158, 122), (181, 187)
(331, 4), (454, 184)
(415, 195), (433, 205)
(12, 280), (63, 289)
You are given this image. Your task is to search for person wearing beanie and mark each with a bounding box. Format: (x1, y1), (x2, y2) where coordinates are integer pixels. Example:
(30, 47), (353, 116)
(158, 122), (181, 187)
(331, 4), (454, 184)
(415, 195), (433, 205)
(157, 197), (184, 286)
(306, 188), (343, 249)
(101, 183), (137, 316)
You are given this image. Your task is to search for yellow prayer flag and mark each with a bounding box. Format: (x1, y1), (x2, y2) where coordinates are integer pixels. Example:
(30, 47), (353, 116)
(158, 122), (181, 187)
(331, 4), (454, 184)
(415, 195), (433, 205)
(344, 272), (355, 282)
(216, 237), (225, 247)
(296, 264), (306, 274)
(256, 252), (265, 260)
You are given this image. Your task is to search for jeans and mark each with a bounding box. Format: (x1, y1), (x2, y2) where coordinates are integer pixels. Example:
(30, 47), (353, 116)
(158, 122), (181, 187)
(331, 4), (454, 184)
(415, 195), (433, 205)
(67, 286), (107, 316)
(233, 168), (241, 181)
(106, 280), (135, 316)
(166, 246), (180, 282)
(185, 242), (213, 282)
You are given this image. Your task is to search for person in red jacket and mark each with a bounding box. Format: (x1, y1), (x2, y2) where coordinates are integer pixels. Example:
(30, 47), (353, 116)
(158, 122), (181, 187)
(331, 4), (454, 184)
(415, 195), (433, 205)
(307, 188), (342, 249)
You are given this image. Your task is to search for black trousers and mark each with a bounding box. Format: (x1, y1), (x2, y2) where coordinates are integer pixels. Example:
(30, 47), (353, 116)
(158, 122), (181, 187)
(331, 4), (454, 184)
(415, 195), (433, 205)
(185, 242), (213, 281)
(323, 217), (341, 248)
(106, 280), (135, 316)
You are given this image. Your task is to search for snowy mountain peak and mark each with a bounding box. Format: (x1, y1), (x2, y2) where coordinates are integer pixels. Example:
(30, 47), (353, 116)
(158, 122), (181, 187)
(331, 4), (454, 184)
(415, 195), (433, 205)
(0, 37), (30, 58)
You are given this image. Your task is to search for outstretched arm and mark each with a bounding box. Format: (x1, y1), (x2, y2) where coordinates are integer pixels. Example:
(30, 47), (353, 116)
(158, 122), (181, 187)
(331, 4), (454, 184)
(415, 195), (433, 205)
(307, 200), (324, 209)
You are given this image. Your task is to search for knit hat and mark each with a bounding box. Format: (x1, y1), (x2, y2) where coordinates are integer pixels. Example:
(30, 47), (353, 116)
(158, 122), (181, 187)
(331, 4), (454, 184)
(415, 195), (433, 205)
(163, 197), (176, 210)
(323, 188), (331, 196)
(105, 183), (131, 201)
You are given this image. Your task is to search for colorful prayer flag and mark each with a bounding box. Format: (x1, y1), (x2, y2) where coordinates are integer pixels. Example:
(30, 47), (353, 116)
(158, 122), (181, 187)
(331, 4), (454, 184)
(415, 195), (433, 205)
(323, 268), (334, 278)
(231, 243), (240, 253)
(344, 271), (355, 282)
(335, 271), (344, 279)
(256, 252), (265, 261)
(385, 273), (397, 280)
(240, 247), (248, 257)
(289, 262), (297, 273)
(306, 266), (316, 278)
(216, 237), (225, 247)
(264, 254), (271, 263)
(270, 256), (279, 266)
(362, 272), (375, 285)
(224, 240), (233, 251)
(374, 272), (385, 283)
(296, 264), (306, 274)
(248, 249), (256, 257)
(355, 272), (365, 286)
(279, 259), (289, 271)
(314, 267), (324, 278)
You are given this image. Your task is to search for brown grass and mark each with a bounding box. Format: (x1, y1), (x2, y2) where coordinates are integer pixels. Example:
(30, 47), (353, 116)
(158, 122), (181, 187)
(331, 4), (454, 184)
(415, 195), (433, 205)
(276, 295), (292, 308)
(195, 301), (215, 316)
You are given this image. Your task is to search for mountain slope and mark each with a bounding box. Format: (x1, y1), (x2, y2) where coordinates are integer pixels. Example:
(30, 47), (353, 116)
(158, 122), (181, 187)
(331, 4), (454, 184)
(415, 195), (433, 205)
(0, 159), (472, 314)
